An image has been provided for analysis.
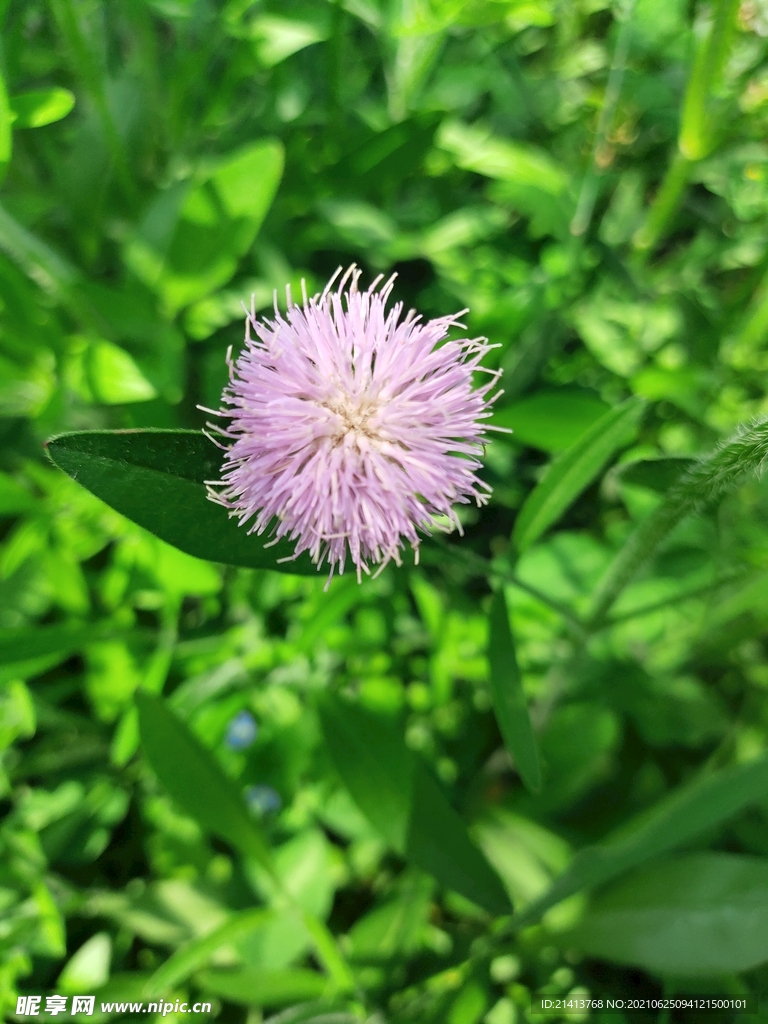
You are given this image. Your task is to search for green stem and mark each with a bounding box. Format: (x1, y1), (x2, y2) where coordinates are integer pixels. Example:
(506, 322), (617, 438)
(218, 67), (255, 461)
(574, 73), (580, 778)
(497, 566), (588, 642)
(0, 201), (111, 334)
(427, 539), (587, 639)
(570, 0), (635, 237)
(143, 597), (181, 695)
(600, 574), (740, 629)
(633, 0), (739, 257)
(632, 150), (692, 254)
(724, 264), (768, 366)
(679, 0), (740, 161)
(587, 418), (768, 627)
(48, 0), (137, 205)
(0, 62), (11, 185)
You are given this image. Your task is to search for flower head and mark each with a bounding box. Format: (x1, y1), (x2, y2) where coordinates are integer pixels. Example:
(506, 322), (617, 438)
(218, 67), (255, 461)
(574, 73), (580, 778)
(206, 266), (501, 581)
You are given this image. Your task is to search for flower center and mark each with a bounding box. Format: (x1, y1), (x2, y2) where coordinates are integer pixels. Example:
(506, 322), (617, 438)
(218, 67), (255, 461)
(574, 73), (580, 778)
(324, 393), (382, 448)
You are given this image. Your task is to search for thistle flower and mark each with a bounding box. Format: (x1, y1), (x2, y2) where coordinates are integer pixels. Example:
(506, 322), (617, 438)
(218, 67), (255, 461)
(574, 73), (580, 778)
(206, 266), (502, 581)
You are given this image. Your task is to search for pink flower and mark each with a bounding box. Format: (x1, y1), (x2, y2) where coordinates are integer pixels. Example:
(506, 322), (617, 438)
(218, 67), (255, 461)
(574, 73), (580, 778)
(206, 266), (502, 581)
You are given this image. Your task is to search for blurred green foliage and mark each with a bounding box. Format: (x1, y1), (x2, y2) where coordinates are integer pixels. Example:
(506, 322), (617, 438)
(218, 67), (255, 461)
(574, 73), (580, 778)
(3, 0), (768, 1022)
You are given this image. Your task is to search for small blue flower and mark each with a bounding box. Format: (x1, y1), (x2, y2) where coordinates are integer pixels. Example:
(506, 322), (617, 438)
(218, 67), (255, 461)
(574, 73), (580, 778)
(245, 785), (282, 816)
(225, 710), (258, 750)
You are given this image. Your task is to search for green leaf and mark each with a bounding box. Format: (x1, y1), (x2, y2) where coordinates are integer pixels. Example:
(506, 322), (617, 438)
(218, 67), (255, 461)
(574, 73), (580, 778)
(491, 389), (609, 453)
(475, 810), (571, 912)
(567, 852), (768, 975)
(318, 695), (510, 915)
(0, 201), (91, 325)
(84, 340), (157, 404)
(0, 679), (35, 747)
(537, 703), (621, 812)
(125, 139), (284, 313)
(45, 430), (318, 575)
(263, 1003), (357, 1024)
(145, 908), (275, 996)
(705, 571), (768, 630)
(513, 754), (768, 929)
(58, 932), (111, 994)
(0, 472), (37, 516)
(437, 121), (567, 196)
(0, 622), (105, 666)
(487, 591), (541, 794)
(0, 622), (116, 685)
(136, 691), (273, 869)
(251, 15), (330, 67)
(346, 871), (434, 961)
(0, 69), (11, 185)
(32, 881), (66, 957)
(10, 88), (76, 128)
(295, 576), (363, 654)
(198, 967), (328, 1006)
(617, 456), (696, 493)
(436, 121), (572, 237)
(513, 396), (645, 552)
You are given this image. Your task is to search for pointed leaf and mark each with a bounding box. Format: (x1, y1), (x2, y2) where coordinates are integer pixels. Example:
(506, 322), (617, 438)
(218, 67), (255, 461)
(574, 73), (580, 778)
(488, 591), (541, 794)
(136, 691), (273, 869)
(513, 396), (645, 552)
(318, 696), (510, 915)
(0, 622), (117, 684)
(145, 908), (275, 996)
(58, 933), (111, 994)
(513, 755), (768, 929)
(617, 456), (695, 493)
(126, 140), (284, 313)
(46, 430), (317, 575)
(437, 121), (568, 196)
(567, 852), (768, 976)
(0, 622), (113, 665)
(491, 389), (609, 453)
(0, 70), (10, 184)
(199, 968), (328, 1006)
(10, 88), (75, 128)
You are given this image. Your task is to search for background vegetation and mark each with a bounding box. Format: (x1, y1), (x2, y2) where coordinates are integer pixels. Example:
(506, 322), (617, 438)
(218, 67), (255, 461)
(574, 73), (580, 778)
(3, 0), (768, 1021)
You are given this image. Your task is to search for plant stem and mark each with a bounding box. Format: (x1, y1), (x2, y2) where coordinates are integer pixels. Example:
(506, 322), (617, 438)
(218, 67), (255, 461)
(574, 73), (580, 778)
(678, 0), (740, 161)
(497, 565), (588, 641)
(723, 264), (768, 366)
(427, 538), (587, 639)
(599, 574), (740, 629)
(48, 0), (137, 206)
(633, 0), (739, 257)
(587, 418), (768, 627)
(632, 150), (692, 254)
(570, 0), (635, 238)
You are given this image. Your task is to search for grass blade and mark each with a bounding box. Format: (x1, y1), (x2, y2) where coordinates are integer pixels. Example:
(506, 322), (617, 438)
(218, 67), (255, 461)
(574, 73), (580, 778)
(513, 396), (645, 552)
(487, 590), (541, 793)
(144, 908), (274, 997)
(136, 691), (273, 870)
(511, 754), (768, 930)
(318, 695), (510, 915)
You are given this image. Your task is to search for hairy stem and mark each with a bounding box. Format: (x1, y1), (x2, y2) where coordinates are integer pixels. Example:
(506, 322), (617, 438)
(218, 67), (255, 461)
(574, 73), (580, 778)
(587, 418), (768, 627)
